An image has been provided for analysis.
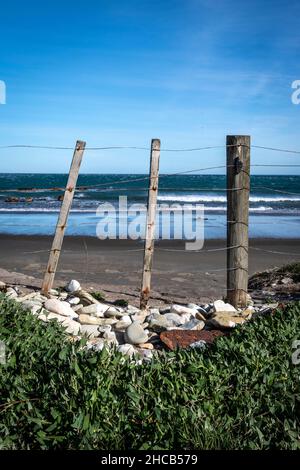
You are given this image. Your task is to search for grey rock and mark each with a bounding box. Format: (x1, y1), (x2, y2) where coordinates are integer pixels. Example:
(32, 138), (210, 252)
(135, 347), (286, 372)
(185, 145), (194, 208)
(114, 316), (132, 331)
(159, 306), (171, 314)
(65, 279), (81, 293)
(164, 313), (185, 326)
(179, 318), (205, 331)
(149, 314), (174, 333)
(67, 296), (81, 305)
(80, 324), (100, 338)
(189, 340), (207, 350)
(170, 304), (198, 316)
(124, 321), (149, 345)
(78, 303), (108, 317)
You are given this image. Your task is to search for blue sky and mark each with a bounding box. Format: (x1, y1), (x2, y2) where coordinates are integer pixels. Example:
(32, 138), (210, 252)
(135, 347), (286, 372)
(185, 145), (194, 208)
(0, 0), (299, 174)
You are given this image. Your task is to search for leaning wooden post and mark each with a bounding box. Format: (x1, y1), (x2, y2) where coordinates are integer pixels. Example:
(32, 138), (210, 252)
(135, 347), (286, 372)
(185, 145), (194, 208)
(41, 140), (86, 294)
(140, 138), (160, 310)
(226, 135), (250, 308)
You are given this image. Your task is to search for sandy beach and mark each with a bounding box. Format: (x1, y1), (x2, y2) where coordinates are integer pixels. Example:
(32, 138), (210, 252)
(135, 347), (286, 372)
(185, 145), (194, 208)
(0, 235), (299, 306)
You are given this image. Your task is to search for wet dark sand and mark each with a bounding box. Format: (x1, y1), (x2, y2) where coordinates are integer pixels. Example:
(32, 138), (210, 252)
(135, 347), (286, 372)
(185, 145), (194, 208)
(0, 235), (299, 306)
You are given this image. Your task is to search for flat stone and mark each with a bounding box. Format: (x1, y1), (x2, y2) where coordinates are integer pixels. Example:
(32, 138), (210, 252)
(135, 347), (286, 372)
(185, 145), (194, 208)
(137, 342), (154, 350)
(187, 303), (201, 310)
(210, 312), (247, 329)
(150, 308), (160, 315)
(126, 305), (140, 314)
(46, 313), (81, 335)
(163, 313), (185, 326)
(80, 324), (100, 338)
(149, 314), (174, 333)
(44, 299), (78, 319)
(104, 307), (125, 318)
(170, 304), (198, 316)
(117, 343), (136, 356)
(213, 300), (236, 313)
(179, 318), (205, 331)
(78, 314), (103, 325)
(114, 316), (132, 330)
(96, 318), (118, 326)
(49, 289), (59, 295)
(78, 303), (108, 317)
(65, 279), (81, 293)
(124, 321), (148, 345)
(195, 311), (206, 321)
(20, 300), (43, 310)
(160, 329), (226, 350)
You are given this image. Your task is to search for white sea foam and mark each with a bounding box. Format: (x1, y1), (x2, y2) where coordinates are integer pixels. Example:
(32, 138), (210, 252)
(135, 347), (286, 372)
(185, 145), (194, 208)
(158, 195), (300, 203)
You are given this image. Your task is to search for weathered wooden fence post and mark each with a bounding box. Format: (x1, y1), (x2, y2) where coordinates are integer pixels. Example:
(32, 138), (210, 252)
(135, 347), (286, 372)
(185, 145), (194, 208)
(41, 140), (86, 294)
(140, 138), (160, 310)
(226, 135), (250, 308)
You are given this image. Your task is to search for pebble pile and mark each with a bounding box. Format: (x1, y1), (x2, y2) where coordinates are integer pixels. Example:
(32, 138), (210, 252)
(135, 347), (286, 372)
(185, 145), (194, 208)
(0, 279), (278, 361)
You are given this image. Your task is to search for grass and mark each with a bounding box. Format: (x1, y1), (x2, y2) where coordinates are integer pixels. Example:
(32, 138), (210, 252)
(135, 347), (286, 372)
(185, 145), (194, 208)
(90, 291), (106, 302)
(0, 293), (299, 450)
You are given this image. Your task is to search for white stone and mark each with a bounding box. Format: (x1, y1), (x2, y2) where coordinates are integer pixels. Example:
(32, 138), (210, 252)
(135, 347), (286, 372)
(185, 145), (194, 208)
(67, 296), (81, 305)
(124, 321), (149, 345)
(78, 303), (109, 317)
(126, 305), (140, 314)
(114, 316), (132, 330)
(213, 300), (237, 313)
(170, 304), (198, 316)
(104, 306), (124, 318)
(44, 299), (78, 319)
(47, 313), (81, 335)
(150, 308), (160, 315)
(117, 344), (136, 357)
(31, 305), (43, 316)
(5, 288), (18, 299)
(49, 289), (59, 295)
(0, 281), (6, 289)
(65, 279), (81, 293)
(103, 330), (118, 344)
(187, 303), (201, 310)
(164, 313), (185, 326)
(80, 324), (100, 338)
(78, 314), (103, 325)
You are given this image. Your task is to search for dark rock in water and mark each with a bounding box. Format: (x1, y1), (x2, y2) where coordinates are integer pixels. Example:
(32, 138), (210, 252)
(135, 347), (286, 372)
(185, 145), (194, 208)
(58, 195), (64, 201)
(5, 197), (20, 203)
(160, 329), (226, 350)
(25, 197), (33, 203)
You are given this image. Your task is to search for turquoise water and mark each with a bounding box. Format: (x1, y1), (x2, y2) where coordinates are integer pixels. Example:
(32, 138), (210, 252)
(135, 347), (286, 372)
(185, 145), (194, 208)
(0, 174), (299, 238)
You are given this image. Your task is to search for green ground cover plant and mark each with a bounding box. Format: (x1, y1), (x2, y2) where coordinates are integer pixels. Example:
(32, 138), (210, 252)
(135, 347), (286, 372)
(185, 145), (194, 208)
(0, 294), (299, 450)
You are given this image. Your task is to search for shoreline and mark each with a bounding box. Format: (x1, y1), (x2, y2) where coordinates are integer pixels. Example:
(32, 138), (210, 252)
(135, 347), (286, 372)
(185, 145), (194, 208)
(0, 234), (299, 306)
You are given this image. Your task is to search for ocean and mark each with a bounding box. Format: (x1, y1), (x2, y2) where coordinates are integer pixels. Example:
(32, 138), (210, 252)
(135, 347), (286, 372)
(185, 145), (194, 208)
(0, 173), (299, 239)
